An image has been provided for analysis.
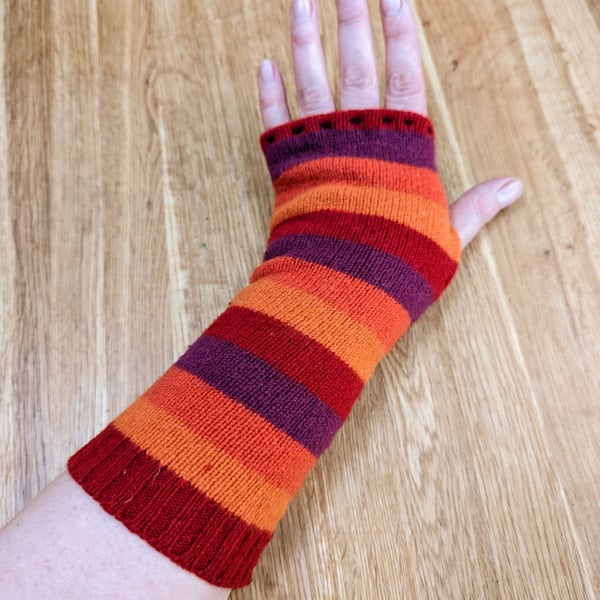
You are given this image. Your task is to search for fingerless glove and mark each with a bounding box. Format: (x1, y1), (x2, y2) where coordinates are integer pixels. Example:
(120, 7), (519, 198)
(68, 109), (461, 588)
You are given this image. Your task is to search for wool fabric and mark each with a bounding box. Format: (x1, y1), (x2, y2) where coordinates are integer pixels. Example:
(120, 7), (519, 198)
(68, 109), (461, 588)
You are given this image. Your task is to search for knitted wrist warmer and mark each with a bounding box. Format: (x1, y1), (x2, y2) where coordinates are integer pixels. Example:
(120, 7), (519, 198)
(68, 109), (461, 588)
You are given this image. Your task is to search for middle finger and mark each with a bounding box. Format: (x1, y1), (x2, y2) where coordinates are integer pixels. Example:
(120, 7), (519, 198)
(337, 0), (380, 109)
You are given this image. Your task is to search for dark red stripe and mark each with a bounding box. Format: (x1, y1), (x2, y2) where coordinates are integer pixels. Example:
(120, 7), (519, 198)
(268, 210), (458, 298)
(204, 306), (364, 420)
(260, 108), (435, 150)
(68, 424), (272, 588)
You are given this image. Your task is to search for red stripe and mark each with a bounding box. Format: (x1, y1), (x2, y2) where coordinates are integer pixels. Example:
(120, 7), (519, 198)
(260, 108), (434, 150)
(268, 210), (457, 298)
(68, 424), (272, 588)
(204, 306), (364, 420)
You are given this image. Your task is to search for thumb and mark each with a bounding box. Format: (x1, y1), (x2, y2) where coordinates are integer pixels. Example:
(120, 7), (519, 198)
(450, 178), (523, 248)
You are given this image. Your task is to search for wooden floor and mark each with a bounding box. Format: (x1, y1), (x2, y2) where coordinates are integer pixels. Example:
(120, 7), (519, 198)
(1, 0), (598, 597)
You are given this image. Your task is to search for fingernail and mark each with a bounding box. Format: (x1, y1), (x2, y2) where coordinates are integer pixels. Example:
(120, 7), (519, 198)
(497, 178), (524, 206)
(382, 0), (403, 15)
(293, 0), (313, 19)
(260, 60), (275, 83)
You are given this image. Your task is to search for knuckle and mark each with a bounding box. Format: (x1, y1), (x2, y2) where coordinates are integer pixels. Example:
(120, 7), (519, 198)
(384, 17), (409, 40)
(338, 3), (367, 26)
(341, 62), (376, 91)
(291, 24), (317, 48)
(259, 92), (282, 112)
(297, 85), (331, 112)
(386, 68), (424, 100)
(473, 194), (495, 222)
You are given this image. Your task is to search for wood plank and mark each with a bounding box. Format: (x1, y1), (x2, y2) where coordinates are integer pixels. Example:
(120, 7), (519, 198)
(0, 0), (16, 525)
(2, 0), (54, 513)
(93, 0), (175, 432)
(417, 0), (600, 592)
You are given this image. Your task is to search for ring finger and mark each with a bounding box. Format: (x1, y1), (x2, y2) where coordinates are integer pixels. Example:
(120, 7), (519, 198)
(381, 0), (427, 114)
(291, 0), (335, 117)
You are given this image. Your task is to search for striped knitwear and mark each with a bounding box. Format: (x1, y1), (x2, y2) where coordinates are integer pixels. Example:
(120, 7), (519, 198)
(68, 109), (461, 588)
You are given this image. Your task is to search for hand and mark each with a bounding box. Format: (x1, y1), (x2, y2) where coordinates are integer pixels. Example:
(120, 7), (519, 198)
(257, 0), (522, 248)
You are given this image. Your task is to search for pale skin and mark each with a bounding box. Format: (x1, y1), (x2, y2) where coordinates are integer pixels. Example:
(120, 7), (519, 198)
(0, 1), (523, 598)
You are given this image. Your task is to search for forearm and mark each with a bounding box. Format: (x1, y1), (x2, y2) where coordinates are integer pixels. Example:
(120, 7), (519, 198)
(0, 472), (230, 600)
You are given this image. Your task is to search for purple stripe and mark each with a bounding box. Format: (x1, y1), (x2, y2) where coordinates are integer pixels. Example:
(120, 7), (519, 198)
(176, 334), (341, 457)
(264, 234), (434, 321)
(263, 129), (435, 181)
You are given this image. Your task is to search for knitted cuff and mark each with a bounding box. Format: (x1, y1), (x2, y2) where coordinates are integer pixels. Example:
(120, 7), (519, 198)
(68, 109), (460, 589)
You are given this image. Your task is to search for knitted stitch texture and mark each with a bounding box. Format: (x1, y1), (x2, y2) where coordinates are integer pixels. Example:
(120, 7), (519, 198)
(68, 109), (461, 588)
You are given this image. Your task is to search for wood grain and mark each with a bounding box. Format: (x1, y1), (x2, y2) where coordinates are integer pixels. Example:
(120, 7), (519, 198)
(1, 0), (598, 597)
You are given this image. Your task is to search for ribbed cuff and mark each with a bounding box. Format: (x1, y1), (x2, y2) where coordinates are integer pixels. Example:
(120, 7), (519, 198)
(68, 424), (272, 588)
(260, 108), (435, 148)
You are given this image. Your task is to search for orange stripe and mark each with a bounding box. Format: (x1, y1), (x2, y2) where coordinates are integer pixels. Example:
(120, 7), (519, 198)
(114, 397), (290, 532)
(270, 184), (459, 262)
(251, 256), (411, 351)
(231, 278), (385, 381)
(274, 157), (446, 209)
(144, 366), (316, 495)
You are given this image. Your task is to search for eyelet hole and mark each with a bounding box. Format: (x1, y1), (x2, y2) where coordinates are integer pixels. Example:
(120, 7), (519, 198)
(319, 121), (333, 129)
(266, 134), (276, 144)
(291, 125), (306, 135)
(349, 116), (362, 125)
